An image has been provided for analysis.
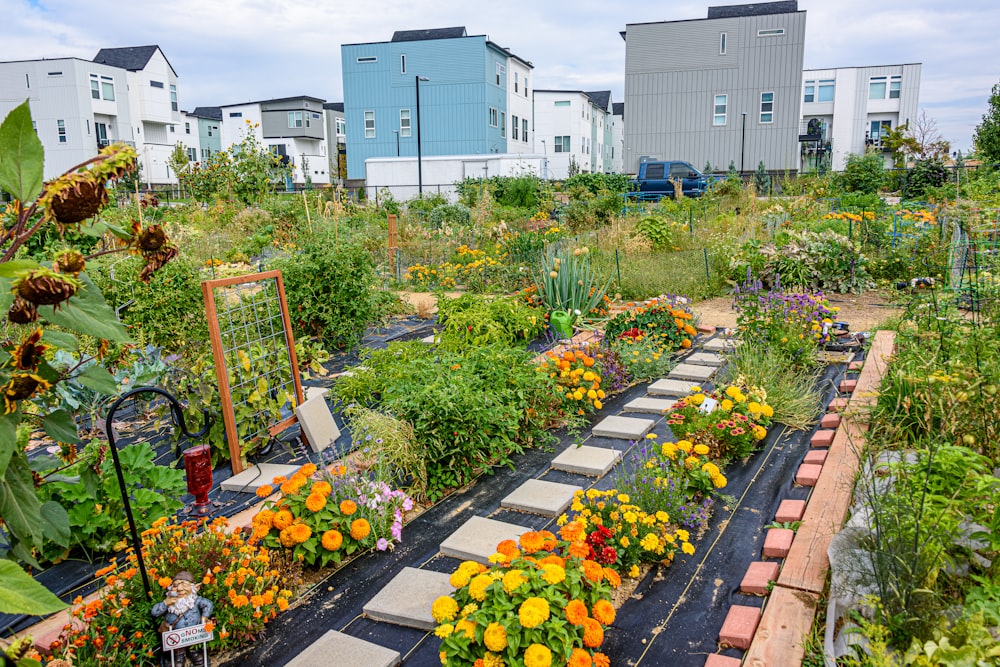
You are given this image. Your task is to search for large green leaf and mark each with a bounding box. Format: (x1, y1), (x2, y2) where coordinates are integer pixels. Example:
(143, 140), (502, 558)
(0, 100), (44, 203)
(0, 412), (16, 477)
(0, 276), (12, 316)
(0, 259), (39, 279)
(40, 329), (79, 352)
(40, 500), (71, 548)
(0, 560), (66, 615)
(43, 409), (79, 443)
(0, 455), (43, 548)
(40, 272), (131, 342)
(76, 364), (118, 395)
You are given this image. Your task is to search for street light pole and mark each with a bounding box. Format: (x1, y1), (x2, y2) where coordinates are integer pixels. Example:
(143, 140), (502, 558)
(415, 75), (429, 195)
(740, 112), (748, 176)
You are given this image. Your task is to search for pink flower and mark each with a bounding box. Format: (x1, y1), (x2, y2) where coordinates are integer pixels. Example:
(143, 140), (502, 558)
(377, 538), (389, 551)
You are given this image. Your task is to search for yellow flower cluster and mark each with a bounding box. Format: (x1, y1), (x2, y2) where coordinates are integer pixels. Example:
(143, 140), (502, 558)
(542, 348), (605, 412)
(823, 210), (876, 222)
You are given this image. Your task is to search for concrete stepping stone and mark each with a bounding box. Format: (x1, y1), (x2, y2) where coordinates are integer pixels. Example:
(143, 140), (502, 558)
(740, 561), (780, 595)
(685, 352), (724, 367)
(550, 445), (621, 476)
(719, 605), (762, 650)
(623, 397), (675, 415)
(668, 363), (717, 382)
(440, 516), (528, 564)
(285, 630), (400, 667)
(220, 463), (301, 493)
(363, 567), (453, 630)
(648, 378), (696, 398)
(592, 415), (654, 440)
(420, 334), (436, 344)
(702, 337), (740, 352)
(501, 479), (581, 517)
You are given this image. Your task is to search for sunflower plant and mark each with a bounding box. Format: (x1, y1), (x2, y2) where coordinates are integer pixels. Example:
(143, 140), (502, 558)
(432, 529), (616, 667)
(249, 462), (412, 568)
(0, 101), (179, 600)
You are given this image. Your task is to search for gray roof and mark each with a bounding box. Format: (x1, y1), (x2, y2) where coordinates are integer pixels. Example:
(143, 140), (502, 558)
(707, 1), (798, 19)
(190, 106), (222, 120)
(585, 90), (611, 111)
(391, 27), (467, 42)
(612, 102), (624, 116)
(93, 45), (176, 75)
(323, 102), (345, 112)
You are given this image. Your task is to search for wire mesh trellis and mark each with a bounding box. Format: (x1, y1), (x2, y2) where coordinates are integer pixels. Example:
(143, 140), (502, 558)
(202, 270), (304, 474)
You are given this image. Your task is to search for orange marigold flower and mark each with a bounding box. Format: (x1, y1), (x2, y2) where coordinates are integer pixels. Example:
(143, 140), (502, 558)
(277, 597), (289, 611)
(592, 599), (616, 625)
(581, 560), (604, 584)
(321, 530), (343, 551)
(539, 554), (566, 568)
(568, 541), (590, 559)
(305, 493), (327, 513)
(537, 530), (558, 552)
(157, 576), (172, 588)
(255, 484), (274, 498)
(311, 481), (332, 496)
(565, 599), (589, 626)
(568, 648), (593, 667)
(603, 568), (621, 589)
(339, 500), (357, 516)
(350, 518), (371, 541)
(496, 539), (519, 558)
(559, 521), (585, 543)
(593, 652), (610, 667)
(279, 528), (297, 548)
(95, 563), (116, 578)
(299, 463), (317, 476)
(680, 338), (692, 349)
(518, 531), (544, 554)
(582, 617), (604, 648)
(272, 510), (294, 530)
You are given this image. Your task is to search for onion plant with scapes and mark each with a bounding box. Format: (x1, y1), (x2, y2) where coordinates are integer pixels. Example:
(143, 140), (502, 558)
(432, 529), (617, 667)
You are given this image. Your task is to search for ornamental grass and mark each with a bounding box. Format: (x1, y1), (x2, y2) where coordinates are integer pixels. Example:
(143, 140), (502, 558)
(432, 529), (616, 667)
(51, 516), (299, 666)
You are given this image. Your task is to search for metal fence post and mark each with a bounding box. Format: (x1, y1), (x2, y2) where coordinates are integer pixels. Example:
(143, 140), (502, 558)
(703, 248), (710, 282)
(615, 248), (622, 291)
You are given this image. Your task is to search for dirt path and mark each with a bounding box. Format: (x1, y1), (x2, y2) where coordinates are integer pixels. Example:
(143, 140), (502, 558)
(692, 289), (903, 332)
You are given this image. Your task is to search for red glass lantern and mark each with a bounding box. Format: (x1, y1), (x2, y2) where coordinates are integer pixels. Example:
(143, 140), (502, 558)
(183, 444), (213, 515)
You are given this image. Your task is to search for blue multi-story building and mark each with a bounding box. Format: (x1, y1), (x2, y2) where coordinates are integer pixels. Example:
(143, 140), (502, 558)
(341, 26), (533, 181)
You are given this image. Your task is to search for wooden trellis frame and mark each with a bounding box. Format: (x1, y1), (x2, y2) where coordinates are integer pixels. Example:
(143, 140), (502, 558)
(202, 270), (304, 474)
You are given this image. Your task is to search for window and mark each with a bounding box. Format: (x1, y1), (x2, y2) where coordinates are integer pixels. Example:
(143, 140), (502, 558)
(489, 107), (498, 127)
(170, 84), (177, 111)
(185, 122), (190, 134)
(669, 163), (691, 178)
(818, 79), (835, 102)
(25, 73), (29, 89)
(713, 94), (727, 126)
(170, 125), (175, 133)
(201, 148), (210, 160)
(514, 72), (519, 93)
(335, 118), (345, 135)
(207, 126), (213, 136)
(357, 56), (377, 63)
(496, 62), (506, 86)
(364, 110), (375, 138)
(554, 136), (570, 152)
(889, 76), (901, 99)
(91, 77), (100, 100)
(554, 100), (571, 107)
(645, 163), (665, 179)
(47, 71), (63, 76)
(870, 119), (892, 143)
(720, 32), (727, 55)
(524, 77), (529, 97)
(150, 80), (164, 89)
(57, 119), (66, 143)
(522, 118), (528, 142)
(757, 28), (785, 36)
(760, 91), (774, 124)
(186, 147), (197, 161)
(500, 112), (505, 137)
(400, 54), (406, 74)
(229, 112), (243, 118)
(869, 77), (886, 100)
(399, 109), (411, 137)
(288, 110), (304, 128)
(512, 114), (519, 140)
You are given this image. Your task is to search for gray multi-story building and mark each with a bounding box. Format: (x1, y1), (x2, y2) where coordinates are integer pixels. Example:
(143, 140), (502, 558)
(622, 1), (805, 175)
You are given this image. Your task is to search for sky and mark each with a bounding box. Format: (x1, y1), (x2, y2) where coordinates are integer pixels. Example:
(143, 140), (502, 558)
(3, 0), (997, 152)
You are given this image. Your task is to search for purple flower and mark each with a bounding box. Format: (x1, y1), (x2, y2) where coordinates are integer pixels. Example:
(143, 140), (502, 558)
(377, 538), (389, 551)
(402, 497), (414, 511)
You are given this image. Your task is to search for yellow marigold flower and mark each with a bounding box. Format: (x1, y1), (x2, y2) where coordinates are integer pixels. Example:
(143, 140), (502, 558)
(592, 599), (616, 625)
(761, 404), (774, 418)
(689, 393), (705, 406)
(655, 510), (670, 523)
(629, 564), (640, 578)
(748, 401), (762, 414)
(721, 399), (734, 411)
(305, 493), (326, 513)
(434, 623), (454, 639)
(685, 455), (700, 468)
(712, 473), (728, 489)
(753, 425), (767, 440)
(450, 561), (480, 588)
(468, 573), (493, 602)
(682, 542), (696, 555)
(593, 399), (603, 410)
(617, 493), (630, 503)
(502, 569), (527, 594)
(524, 644), (552, 667)
(350, 518), (371, 541)
(725, 386), (740, 399)
(676, 528), (690, 542)
(661, 442), (678, 459)
(484, 653), (504, 667)
(321, 530), (343, 551)
(676, 440), (692, 453)
(541, 563), (566, 585)
(455, 618), (476, 639)
(640, 533), (660, 551)
(483, 622), (508, 652)
(431, 596), (459, 623)
(619, 536), (630, 548)
(518, 597), (550, 629)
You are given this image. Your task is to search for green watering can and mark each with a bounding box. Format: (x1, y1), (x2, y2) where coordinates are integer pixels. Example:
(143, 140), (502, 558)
(549, 310), (575, 340)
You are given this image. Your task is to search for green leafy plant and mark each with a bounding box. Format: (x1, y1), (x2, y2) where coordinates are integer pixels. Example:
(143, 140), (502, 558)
(634, 215), (675, 249)
(435, 293), (545, 351)
(533, 245), (612, 324)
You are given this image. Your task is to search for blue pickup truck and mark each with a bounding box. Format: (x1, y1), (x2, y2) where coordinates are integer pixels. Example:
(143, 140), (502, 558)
(627, 161), (719, 199)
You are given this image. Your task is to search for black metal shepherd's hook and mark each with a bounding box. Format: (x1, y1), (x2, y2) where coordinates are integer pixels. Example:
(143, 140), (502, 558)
(104, 386), (211, 600)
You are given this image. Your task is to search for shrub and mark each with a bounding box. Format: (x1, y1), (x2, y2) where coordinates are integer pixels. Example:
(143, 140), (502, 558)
(270, 234), (391, 349)
(838, 152), (885, 194)
(903, 159), (949, 198)
(435, 293), (546, 351)
(427, 203), (471, 228)
(564, 172), (630, 195)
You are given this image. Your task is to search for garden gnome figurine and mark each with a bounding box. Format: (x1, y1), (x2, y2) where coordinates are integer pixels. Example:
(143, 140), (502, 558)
(152, 570), (214, 667)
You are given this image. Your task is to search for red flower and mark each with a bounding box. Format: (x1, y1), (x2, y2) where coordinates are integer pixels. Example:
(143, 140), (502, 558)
(598, 546), (618, 565)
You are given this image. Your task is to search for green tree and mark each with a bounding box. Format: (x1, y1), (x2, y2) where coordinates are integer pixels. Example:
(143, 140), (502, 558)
(179, 121), (290, 204)
(167, 141), (189, 180)
(973, 81), (1000, 164)
(838, 152), (885, 194)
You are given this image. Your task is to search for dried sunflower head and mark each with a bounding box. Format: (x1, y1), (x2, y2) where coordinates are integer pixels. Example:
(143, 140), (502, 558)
(38, 143), (137, 227)
(139, 245), (179, 283)
(9, 328), (49, 370)
(3, 372), (52, 414)
(12, 267), (82, 308)
(53, 248), (86, 277)
(7, 296), (39, 324)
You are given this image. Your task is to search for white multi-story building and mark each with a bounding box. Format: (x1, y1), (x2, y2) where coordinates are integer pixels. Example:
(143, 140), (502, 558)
(0, 45), (182, 184)
(611, 102), (625, 173)
(506, 55), (534, 155)
(218, 96), (330, 186)
(533, 90), (612, 180)
(799, 63), (922, 172)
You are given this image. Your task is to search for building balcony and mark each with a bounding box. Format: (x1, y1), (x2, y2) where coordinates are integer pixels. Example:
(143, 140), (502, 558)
(864, 137), (893, 153)
(798, 119), (831, 143)
(97, 139), (136, 150)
